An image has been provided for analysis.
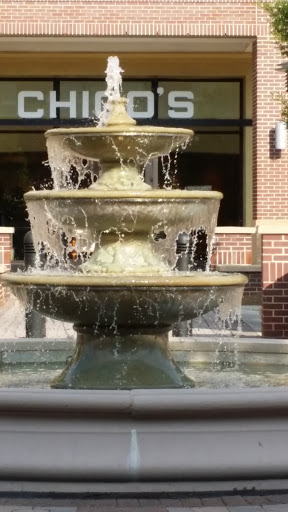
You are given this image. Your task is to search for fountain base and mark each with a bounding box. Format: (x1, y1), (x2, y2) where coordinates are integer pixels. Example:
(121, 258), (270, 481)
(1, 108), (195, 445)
(52, 325), (193, 389)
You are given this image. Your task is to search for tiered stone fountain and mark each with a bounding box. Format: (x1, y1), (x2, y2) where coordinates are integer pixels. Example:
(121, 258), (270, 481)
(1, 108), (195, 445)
(2, 57), (247, 389)
(2, 58), (288, 489)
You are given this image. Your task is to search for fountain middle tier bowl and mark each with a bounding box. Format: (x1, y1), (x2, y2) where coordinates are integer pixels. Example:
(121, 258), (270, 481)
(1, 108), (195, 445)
(46, 126), (193, 162)
(24, 189), (223, 271)
(2, 272), (247, 327)
(24, 189), (223, 232)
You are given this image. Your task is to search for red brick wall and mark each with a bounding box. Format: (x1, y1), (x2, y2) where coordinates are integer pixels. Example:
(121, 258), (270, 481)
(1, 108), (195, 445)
(252, 33), (288, 221)
(0, 232), (13, 306)
(211, 231), (261, 304)
(0, 1), (262, 37)
(212, 233), (253, 266)
(262, 233), (288, 338)
(243, 271), (262, 304)
(0, 234), (13, 268)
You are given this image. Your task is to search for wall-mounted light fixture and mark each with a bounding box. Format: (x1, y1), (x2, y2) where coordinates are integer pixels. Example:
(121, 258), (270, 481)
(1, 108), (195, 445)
(275, 121), (287, 150)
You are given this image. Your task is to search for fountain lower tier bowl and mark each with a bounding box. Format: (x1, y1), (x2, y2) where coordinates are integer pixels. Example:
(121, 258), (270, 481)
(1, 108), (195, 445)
(2, 272), (247, 390)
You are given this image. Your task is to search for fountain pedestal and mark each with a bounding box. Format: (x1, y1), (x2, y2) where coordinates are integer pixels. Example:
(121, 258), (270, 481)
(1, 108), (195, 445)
(52, 325), (192, 389)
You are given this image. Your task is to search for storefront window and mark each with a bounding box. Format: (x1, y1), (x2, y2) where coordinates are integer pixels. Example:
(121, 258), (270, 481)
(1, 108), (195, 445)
(158, 129), (242, 226)
(0, 131), (50, 258)
(0, 78), (246, 242)
(0, 81), (53, 119)
(158, 81), (240, 120)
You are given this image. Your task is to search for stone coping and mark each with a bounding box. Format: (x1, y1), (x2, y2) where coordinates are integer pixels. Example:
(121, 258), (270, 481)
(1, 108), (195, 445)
(216, 264), (261, 272)
(215, 226), (256, 234)
(2, 383), (288, 483)
(169, 337), (288, 353)
(0, 227), (14, 234)
(1, 386), (288, 417)
(258, 224), (288, 234)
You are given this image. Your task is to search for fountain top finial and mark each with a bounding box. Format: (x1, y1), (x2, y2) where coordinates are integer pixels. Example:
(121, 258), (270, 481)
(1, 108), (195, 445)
(105, 56), (123, 101)
(98, 56), (136, 128)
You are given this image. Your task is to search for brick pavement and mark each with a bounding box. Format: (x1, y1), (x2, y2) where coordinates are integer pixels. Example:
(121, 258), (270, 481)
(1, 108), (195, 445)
(1, 494), (288, 512)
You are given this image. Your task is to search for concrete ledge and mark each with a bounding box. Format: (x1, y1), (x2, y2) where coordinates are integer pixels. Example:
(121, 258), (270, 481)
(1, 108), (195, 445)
(0, 338), (74, 364)
(258, 224), (288, 234)
(170, 337), (288, 364)
(1, 387), (288, 482)
(0, 227), (14, 234)
(216, 264), (261, 272)
(3, 478), (288, 494)
(215, 227), (256, 234)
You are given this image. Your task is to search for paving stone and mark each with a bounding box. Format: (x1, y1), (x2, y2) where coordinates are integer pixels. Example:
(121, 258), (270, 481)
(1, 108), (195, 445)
(243, 496), (270, 505)
(77, 507), (120, 512)
(0, 509), (77, 512)
(80, 501), (117, 508)
(263, 506), (288, 511)
(0, 508), (33, 512)
(227, 506), (265, 512)
(33, 509), (78, 512)
(201, 497), (225, 506)
(138, 500), (161, 507)
(222, 496), (248, 506)
(159, 500), (183, 506)
(179, 500), (202, 507)
(123, 508), (167, 512)
(116, 499), (139, 507)
(265, 494), (288, 504)
(0, 509), (34, 512)
(190, 507), (229, 512)
(125, 505), (168, 512)
(77, 508), (118, 512)
(167, 508), (193, 512)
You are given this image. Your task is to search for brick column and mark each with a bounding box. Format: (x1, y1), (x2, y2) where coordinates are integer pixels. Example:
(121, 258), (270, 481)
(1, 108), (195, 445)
(259, 225), (288, 338)
(0, 227), (14, 306)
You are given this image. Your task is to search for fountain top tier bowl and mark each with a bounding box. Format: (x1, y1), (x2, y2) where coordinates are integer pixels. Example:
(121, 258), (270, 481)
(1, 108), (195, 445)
(45, 98), (193, 191)
(45, 98), (192, 163)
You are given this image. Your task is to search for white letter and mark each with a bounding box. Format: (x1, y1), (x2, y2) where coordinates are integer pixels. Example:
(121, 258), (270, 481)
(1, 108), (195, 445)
(82, 91), (89, 118)
(168, 91), (194, 119)
(18, 91), (44, 119)
(50, 91), (77, 118)
(127, 91), (154, 119)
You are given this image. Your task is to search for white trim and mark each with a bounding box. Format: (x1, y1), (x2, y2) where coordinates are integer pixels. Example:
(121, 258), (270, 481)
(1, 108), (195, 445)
(215, 226), (256, 234)
(216, 264), (261, 272)
(0, 227), (14, 234)
(258, 224), (288, 235)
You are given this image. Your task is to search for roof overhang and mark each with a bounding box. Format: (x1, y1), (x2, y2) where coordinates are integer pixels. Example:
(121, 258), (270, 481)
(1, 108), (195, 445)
(0, 36), (254, 53)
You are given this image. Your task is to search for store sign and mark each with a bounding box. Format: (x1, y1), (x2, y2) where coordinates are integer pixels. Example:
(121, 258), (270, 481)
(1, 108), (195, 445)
(17, 89), (194, 120)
